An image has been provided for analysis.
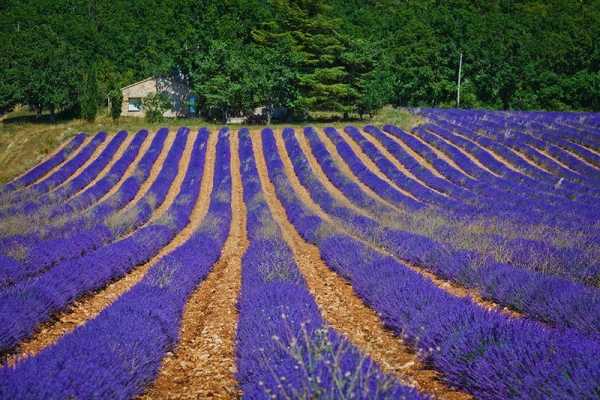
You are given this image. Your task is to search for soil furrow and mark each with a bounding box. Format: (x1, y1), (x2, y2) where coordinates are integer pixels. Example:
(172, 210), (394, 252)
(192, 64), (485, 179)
(404, 129), (477, 180)
(497, 142), (567, 178)
(445, 128), (526, 175)
(141, 130), (246, 400)
(65, 132), (135, 203)
(120, 130), (177, 213)
(377, 128), (446, 179)
(95, 130), (154, 206)
(5, 135), (84, 188)
(151, 131), (194, 221)
(9, 135), (94, 196)
(529, 144), (584, 175)
(290, 129), (371, 217)
(51, 133), (111, 191)
(333, 127), (422, 201)
(570, 140), (600, 157)
(312, 127), (403, 211)
(357, 127), (450, 196)
(253, 130), (471, 400)
(560, 146), (600, 170)
(2, 130), (216, 369)
(424, 128), (502, 177)
(276, 129), (520, 319)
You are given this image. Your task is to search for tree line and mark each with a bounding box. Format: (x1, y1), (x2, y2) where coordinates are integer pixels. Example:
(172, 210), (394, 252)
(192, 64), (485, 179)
(1, 0), (598, 122)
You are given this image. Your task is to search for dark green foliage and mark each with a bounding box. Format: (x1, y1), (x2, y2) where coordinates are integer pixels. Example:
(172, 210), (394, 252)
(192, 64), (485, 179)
(143, 92), (170, 123)
(0, 0), (598, 115)
(108, 89), (123, 121)
(80, 65), (99, 122)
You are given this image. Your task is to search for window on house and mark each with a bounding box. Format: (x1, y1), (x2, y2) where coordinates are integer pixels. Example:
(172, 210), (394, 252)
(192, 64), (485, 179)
(128, 97), (142, 112)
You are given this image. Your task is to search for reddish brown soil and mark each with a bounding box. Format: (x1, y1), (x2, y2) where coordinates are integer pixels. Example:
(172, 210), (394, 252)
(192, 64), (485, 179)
(140, 130), (247, 399)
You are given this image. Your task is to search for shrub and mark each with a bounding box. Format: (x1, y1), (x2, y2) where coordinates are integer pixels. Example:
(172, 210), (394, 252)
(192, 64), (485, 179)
(108, 89), (123, 121)
(80, 65), (99, 122)
(143, 92), (171, 123)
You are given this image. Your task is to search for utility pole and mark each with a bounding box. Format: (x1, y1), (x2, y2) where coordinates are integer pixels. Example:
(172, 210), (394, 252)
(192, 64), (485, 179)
(456, 52), (463, 108)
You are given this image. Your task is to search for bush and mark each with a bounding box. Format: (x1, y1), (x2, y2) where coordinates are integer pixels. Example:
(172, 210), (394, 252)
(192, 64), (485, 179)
(80, 65), (99, 122)
(108, 89), (123, 121)
(143, 92), (171, 123)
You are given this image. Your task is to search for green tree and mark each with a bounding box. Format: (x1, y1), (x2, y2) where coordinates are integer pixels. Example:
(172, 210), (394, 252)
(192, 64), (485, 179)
(143, 92), (171, 123)
(108, 89), (123, 121)
(80, 64), (99, 122)
(253, 0), (369, 117)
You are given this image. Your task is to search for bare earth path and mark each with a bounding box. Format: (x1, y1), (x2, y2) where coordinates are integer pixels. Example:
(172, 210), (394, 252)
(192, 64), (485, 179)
(141, 130), (247, 399)
(4, 135), (94, 199)
(95, 130), (153, 206)
(355, 127), (450, 196)
(404, 129), (477, 180)
(331, 127), (421, 201)
(52, 133), (111, 190)
(307, 127), (402, 212)
(65, 131), (135, 203)
(377, 128), (446, 179)
(422, 127), (502, 177)
(120, 130), (177, 213)
(1, 134), (82, 187)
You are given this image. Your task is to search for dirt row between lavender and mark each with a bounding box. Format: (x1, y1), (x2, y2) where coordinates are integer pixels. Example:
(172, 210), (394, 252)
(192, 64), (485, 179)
(332, 127), (421, 202)
(120, 130), (177, 213)
(150, 132), (194, 221)
(569, 140), (600, 157)
(94, 130), (154, 206)
(421, 127), (502, 178)
(352, 127), (451, 197)
(441, 126), (526, 175)
(254, 131), (472, 400)
(532, 144), (586, 175)
(378, 127), (447, 179)
(560, 145), (600, 170)
(303, 127), (403, 212)
(2, 129), (214, 369)
(64, 132), (136, 203)
(402, 129), (477, 180)
(279, 128), (521, 319)
(293, 127), (393, 217)
(54, 133), (111, 190)
(140, 130), (247, 400)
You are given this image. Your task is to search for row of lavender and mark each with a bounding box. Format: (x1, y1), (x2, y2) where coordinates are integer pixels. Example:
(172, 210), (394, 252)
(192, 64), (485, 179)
(237, 129), (420, 398)
(282, 127), (600, 336)
(261, 127), (600, 399)
(0, 134), (87, 196)
(310, 119), (600, 285)
(0, 128), (227, 398)
(356, 126), (599, 282)
(0, 128), (176, 289)
(402, 110), (600, 282)
(0, 132), (107, 216)
(417, 108), (600, 192)
(0, 128), (194, 352)
(1, 126), (598, 399)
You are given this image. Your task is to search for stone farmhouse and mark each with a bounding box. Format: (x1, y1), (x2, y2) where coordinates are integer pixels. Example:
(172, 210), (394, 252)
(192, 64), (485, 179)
(120, 76), (197, 118)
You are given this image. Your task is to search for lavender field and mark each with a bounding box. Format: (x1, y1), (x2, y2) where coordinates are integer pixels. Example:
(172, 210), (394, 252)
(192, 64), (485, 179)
(1, 109), (600, 399)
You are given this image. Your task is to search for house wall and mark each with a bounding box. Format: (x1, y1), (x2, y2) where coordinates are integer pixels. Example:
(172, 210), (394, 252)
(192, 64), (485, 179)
(121, 79), (157, 118)
(121, 77), (193, 118)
